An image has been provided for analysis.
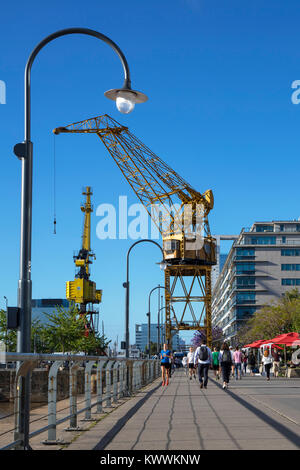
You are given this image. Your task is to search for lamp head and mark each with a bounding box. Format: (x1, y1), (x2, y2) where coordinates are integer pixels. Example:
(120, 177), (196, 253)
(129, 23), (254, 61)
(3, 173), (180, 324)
(104, 87), (148, 114)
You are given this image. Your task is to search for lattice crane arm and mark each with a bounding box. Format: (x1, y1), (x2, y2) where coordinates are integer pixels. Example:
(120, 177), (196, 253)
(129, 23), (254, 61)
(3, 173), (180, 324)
(53, 114), (214, 240)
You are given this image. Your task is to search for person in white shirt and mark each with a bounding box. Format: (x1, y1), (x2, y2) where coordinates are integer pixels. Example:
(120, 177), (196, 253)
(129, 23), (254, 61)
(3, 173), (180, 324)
(194, 340), (213, 389)
(262, 347), (273, 381)
(187, 347), (196, 380)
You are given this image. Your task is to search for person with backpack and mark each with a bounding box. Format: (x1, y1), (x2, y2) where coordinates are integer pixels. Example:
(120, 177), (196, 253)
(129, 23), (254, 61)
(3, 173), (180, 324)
(194, 339), (213, 389)
(219, 342), (233, 390)
(262, 346), (273, 381)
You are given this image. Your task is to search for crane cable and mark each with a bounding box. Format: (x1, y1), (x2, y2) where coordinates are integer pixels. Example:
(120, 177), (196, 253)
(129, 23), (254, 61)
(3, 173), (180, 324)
(53, 133), (57, 234)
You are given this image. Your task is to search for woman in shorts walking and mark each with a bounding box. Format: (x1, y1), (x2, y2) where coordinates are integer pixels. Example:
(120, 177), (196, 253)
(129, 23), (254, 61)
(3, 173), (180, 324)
(187, 347), (196, 380)
(160, 343), (171, 386)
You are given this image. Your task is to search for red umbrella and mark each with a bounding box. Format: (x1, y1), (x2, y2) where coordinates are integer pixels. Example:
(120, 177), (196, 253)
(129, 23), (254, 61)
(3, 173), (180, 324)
(268, 332), (300, 345)
(244, 339), (267, 348)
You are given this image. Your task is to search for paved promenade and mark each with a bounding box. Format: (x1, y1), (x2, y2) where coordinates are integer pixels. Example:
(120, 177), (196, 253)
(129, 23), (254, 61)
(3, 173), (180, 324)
(64, 368), (300, 451)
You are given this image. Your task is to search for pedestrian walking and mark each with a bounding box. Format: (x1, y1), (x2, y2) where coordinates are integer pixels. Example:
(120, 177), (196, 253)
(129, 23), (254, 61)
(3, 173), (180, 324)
(187, 347), (196, 380)
(262, 346), (273, 381)
(248, 350), (256, 376)
(182, 355), (188, 377)
(233, 346), (242, 380)
(242, 350), (248, 375)
(219, 342), (232, 390)
(160, 343), (171, 386)
(212, 346), (220, 380)
(229, 346), (235, 378)
(272, 347), (281, 378)
(194, 340), (213, 390)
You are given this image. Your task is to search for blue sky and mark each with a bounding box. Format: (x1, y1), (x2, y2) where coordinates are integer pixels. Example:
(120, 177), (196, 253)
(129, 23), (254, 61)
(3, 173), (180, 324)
(1, 0), (300, 347)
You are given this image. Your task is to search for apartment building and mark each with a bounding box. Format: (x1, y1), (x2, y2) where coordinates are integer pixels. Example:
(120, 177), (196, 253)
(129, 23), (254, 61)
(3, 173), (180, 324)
(212, 220), (300, 344)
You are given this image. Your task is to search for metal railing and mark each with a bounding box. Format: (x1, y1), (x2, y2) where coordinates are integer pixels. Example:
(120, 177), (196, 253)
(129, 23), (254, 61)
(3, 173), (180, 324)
(0, 353), (160, 450)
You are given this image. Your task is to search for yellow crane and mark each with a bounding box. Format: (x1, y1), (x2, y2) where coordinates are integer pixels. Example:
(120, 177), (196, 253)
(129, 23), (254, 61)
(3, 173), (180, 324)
(66, 186), (102, 335)
(54, 115), (216, 347)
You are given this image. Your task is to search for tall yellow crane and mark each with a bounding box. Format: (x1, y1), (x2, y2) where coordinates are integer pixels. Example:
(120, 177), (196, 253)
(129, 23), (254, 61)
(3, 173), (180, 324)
(66, 186), (102, 335)
(54, 115), (216, 347)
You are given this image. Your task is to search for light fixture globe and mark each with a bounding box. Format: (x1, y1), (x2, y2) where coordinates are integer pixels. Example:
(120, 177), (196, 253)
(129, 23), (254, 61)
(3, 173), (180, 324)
(116, 91), (136, 114)
(104, 87), (148, 114)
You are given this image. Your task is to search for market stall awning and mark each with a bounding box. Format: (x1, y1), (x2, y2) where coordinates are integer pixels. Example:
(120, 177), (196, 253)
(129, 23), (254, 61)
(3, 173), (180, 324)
(268, 332), (300, 345)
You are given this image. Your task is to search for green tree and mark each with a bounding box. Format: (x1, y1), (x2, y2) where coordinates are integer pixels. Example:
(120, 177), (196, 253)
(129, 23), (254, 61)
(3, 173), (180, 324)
(0, 309), (17, 351)
(238, 289), (300, 345)
(42, 303), (87, 353)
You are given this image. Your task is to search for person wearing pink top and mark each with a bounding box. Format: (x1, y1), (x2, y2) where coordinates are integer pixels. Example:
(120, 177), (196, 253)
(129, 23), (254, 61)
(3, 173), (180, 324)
(233, 346), (243, 380)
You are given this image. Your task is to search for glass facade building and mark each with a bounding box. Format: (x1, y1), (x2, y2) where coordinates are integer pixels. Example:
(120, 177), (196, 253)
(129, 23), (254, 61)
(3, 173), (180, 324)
(212, 220), (300, 344)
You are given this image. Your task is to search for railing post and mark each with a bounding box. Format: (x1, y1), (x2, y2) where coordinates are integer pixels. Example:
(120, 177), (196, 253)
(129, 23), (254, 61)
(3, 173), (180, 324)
(95, 359), (108, 413)
(112, 362), (119, 403)
(13, 358), (38, 449)
(42, 360), (64, 445)
(105, 360), (115, 407)
(65, 362), (82, 431)
(83, 361), (95, 421)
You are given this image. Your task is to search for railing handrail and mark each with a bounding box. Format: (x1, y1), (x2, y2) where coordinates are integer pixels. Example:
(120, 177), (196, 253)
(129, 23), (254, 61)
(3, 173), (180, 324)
(3, 352), (153, 362)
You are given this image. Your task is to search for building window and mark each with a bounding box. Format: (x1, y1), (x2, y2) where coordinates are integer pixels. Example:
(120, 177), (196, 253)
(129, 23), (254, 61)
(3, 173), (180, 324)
(236, 277), (255, 287)
(236, 248), (255, 259)
(236, 292), (256, 304)
(281, 249), (300, 256)
(236, 263), (255, 274)
(245, 236), (276, 245)
(282, 279), (300, 286)
(281, 264), (300, 271)
(255, 225), (274, 232)
(236, 307), (256, 319)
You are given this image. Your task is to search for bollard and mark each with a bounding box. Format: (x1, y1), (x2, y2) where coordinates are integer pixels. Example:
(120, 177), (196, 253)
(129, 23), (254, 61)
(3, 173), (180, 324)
(42, 361), (65, 445)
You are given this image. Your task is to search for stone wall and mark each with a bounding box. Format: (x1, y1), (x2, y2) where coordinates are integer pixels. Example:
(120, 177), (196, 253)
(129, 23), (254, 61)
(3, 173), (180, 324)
(0, 368), (88, 403)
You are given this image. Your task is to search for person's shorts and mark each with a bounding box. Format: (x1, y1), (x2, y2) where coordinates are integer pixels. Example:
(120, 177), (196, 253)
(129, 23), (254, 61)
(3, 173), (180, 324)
(161, 362), (171, 369)
(212, 364), (219, 371)
(188, 363), (195, 369)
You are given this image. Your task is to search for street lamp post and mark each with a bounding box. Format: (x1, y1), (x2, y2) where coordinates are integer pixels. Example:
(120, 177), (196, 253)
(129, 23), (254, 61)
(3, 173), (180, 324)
(147, 285), (172, 358)
(123, 239), (165, 359)
(13, 28), (147, 450)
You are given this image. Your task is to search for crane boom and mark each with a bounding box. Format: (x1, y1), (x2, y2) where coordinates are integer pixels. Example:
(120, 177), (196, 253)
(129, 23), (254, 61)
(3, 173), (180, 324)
(54, 115), (216, 347)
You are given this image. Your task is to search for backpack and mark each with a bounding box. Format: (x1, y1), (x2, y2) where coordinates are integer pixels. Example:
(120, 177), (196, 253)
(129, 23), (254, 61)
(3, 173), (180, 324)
(199, 346), (208, 361)
(222, 350), (232, 363)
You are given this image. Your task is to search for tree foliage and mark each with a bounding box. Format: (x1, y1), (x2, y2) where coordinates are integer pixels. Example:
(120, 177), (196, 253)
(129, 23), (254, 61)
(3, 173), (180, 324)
(0, 305), (110, 355)
(191, 326), (223, 348)
(238, 288), (300, 345)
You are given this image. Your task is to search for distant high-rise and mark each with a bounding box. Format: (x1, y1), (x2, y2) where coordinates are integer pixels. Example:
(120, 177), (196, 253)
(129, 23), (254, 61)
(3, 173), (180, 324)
(212, 220), (300, 344)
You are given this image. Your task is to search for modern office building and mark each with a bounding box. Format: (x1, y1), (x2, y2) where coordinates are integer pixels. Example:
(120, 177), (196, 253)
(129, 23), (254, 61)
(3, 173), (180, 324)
(135, 323), (182, 352)
(212, 220), (300, 344)
(32, 298), (70, 324)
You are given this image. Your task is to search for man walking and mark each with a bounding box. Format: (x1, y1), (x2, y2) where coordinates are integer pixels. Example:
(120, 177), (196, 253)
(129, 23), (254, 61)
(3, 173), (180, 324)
(194, 340), (213, 390)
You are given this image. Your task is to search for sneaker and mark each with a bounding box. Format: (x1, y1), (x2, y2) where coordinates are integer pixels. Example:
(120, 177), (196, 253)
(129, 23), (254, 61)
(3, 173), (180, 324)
(166, 379), (169, 386)
(190, 377), (192, 381)
(204, 385), (207, 389)
(222, 383), (226, 389)
(162, 381), (165, 386)
(200, 383), (203, 389)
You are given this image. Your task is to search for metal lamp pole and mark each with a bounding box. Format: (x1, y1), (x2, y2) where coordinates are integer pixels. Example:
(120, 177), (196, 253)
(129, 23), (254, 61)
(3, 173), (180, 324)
(147, 285), (172, 359)
(123, 239), (165, 358)
(13, 27), (147, 449)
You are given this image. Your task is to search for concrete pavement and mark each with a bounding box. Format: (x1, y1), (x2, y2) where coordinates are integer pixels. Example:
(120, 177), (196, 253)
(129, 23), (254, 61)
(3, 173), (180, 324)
(64, 368), (300, 451)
